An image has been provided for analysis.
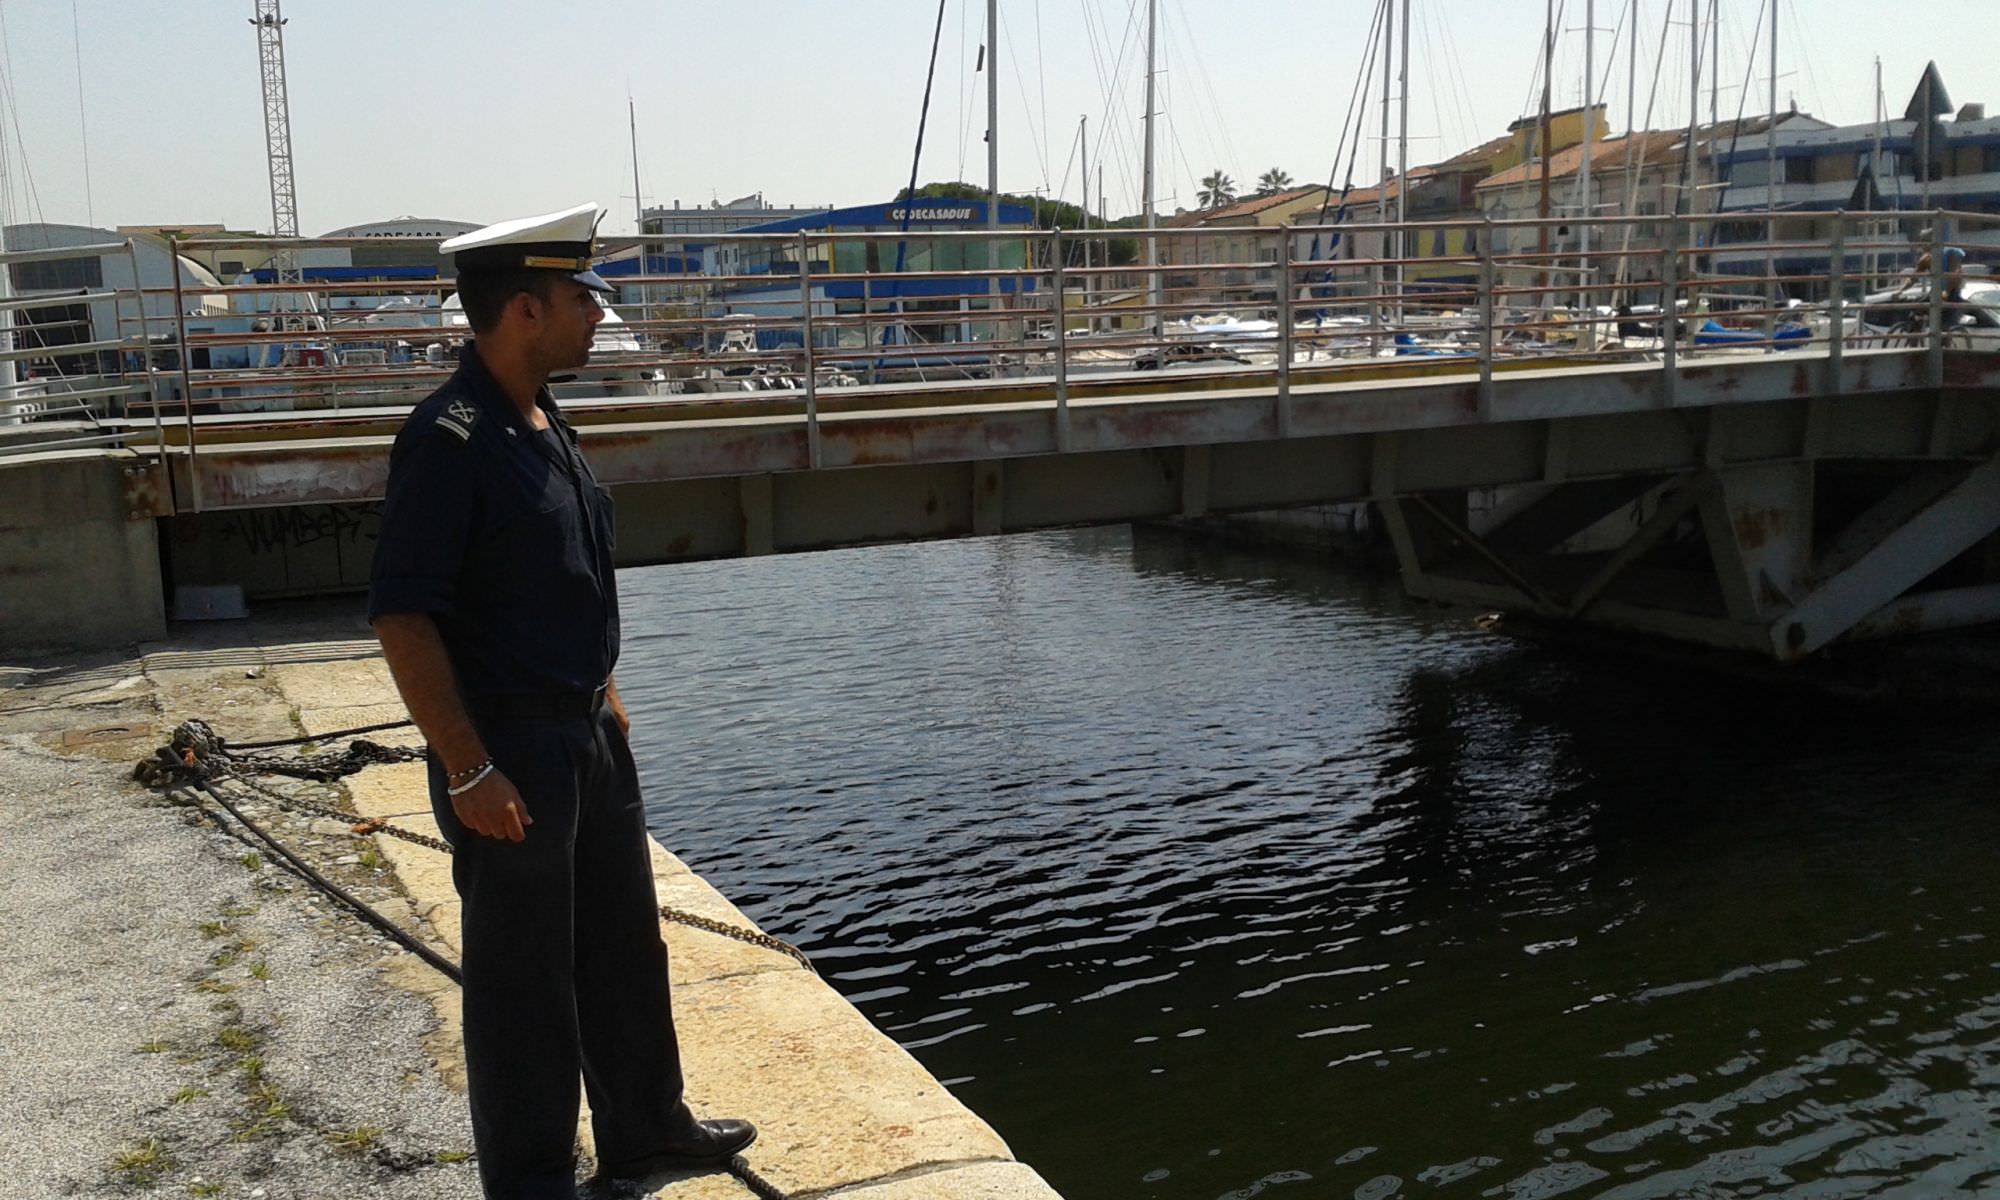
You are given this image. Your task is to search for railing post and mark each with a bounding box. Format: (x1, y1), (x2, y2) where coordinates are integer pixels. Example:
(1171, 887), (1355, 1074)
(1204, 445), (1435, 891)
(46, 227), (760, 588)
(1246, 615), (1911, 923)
(1276, 227), (1293, 436)
(1050, 229), (1070, 452)
(168, 235), (202, 513)
(124, 239), (167, 469)
(1827, 211), (1845, 394)
(1659, 215), (1679, 407)
(1477, 218), (1495, 418)
(799, 231), (820, 470)
(1927, 214), (1946, 388)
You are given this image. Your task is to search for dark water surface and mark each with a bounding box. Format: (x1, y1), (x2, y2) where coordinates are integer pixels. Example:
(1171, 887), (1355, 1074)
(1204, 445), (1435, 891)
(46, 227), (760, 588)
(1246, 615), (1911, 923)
(614, 527), (2000, 1200)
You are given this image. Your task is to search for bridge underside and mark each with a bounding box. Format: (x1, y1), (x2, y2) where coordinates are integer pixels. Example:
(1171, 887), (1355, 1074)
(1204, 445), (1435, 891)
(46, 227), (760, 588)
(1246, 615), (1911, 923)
(14, 349), (1995, 661)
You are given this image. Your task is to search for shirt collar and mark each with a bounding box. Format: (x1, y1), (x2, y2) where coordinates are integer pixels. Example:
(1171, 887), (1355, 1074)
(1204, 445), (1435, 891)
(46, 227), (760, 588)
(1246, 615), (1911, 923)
(458, 342), (566, 435)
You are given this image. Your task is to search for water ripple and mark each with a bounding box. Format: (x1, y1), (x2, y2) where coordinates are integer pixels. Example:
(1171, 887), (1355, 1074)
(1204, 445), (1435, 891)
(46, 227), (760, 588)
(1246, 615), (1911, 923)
(614, 527), (2000, 1200)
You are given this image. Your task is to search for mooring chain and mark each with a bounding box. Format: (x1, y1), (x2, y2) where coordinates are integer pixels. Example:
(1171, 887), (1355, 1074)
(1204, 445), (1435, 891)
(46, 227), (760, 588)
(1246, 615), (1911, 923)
(140, 720), (814, 970)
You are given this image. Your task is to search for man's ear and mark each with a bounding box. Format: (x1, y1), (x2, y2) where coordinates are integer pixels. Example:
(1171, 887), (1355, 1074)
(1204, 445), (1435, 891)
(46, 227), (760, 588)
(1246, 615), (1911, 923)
(507, 288), (542, 327)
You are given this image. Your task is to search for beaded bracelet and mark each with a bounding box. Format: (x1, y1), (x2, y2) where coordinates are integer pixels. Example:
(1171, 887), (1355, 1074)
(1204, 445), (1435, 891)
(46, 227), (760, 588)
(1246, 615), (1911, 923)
(446, 761), (496, 797)
(445, 756), (493, 785)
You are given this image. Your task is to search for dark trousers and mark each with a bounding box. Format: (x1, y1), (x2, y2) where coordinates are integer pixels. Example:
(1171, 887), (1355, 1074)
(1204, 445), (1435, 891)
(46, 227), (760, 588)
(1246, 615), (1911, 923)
(429, 704), (691, 1200)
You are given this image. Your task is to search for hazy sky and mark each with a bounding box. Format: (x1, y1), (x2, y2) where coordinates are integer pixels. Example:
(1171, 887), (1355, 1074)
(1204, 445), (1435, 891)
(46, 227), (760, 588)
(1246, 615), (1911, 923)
(7, 1), (1993, 237)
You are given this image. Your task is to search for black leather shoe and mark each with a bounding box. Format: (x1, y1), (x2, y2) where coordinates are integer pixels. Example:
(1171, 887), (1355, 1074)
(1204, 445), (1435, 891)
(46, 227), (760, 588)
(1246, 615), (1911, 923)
(597, 1119), (758, 1178)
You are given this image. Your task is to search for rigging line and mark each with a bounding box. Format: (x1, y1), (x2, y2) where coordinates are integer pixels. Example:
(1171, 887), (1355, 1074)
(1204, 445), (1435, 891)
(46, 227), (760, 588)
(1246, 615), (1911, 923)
(997, 3), (1053, 195)
(1416, 1), (1463, 161)
(1036, 0), (1050, 202)
(887, 0), (952, 339)
(1169, 0), (1241, 185)
(1082, 0), (1144, 215)
(956, 0), (971, 183)
(1707, 0), (1770, 216)
(1433, 0), (1483, 157)
(1093, 0), (1145, 215)
(0, 0), (42, 228)
(1784, 0), (1821, 117)
(70, 0), (93, 229)
(1312, 0), (1388, 228)
(1610, 0), (1680, 293)
(1054, 116), (1083, 211)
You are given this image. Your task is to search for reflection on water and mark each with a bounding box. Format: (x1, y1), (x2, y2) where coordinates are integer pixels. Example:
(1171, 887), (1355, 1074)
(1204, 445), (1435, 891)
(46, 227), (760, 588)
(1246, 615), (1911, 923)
(614, 526), (2000, 1200)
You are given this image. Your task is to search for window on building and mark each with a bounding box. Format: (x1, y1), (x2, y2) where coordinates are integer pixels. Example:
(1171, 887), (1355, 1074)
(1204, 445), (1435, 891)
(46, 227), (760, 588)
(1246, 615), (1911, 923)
(219, 260), (244, 277)
(10, 256), (104, 292)
(1785, 157), (1815, 184)
(1984, 144), (2000, 174)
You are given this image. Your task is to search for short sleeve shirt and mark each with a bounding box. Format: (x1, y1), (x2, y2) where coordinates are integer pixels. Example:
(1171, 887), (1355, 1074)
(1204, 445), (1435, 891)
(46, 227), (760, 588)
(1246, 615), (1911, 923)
(367, 344), (620, 696)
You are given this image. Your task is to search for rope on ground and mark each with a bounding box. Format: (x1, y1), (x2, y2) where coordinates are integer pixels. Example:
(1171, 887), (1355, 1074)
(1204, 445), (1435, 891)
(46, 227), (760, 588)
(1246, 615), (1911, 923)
(141, 718), (809, 1200)
(136, 719), (816, 972)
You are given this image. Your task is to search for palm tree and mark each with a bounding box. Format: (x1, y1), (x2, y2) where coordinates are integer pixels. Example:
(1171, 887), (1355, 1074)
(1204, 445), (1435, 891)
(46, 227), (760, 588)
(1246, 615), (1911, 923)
(1197, 170), (1237, 209)
(1256, 168), (1294, 195)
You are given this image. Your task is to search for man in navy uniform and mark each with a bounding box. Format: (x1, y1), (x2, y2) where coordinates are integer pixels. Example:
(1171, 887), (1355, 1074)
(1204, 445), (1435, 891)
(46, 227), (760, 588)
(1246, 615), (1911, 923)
(368, 203), (755, 1199)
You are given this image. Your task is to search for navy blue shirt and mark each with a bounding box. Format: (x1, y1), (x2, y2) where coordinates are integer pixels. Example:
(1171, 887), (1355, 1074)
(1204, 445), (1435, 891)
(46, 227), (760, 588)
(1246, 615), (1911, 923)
(368, 344), (620, 696)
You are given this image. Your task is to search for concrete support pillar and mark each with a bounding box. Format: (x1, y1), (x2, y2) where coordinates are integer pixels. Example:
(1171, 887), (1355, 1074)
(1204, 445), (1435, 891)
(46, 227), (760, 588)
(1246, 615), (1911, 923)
(0, 455), (166, 651)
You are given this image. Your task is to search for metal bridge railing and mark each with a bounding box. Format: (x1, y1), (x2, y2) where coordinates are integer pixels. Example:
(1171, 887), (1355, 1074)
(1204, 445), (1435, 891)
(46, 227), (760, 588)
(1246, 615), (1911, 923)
(0, 238), (165, 463)
(109, 208), (1996, 510)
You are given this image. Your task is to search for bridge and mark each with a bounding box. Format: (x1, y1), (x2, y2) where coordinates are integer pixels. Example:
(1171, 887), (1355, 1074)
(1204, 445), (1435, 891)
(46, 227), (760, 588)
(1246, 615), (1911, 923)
(4, 209), (1997, 664)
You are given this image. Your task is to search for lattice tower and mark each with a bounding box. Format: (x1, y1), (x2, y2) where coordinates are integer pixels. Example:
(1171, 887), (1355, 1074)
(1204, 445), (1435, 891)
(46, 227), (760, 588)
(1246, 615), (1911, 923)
(251, 0), (301, 289)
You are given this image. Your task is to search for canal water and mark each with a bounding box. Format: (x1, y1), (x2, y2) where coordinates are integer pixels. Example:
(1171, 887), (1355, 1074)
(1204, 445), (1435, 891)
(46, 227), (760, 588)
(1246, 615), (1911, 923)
(614, 526), (2000, 1200)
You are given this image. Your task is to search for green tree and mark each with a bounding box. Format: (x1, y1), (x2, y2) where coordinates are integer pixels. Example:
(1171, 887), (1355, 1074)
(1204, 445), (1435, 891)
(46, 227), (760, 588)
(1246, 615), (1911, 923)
(1197, 170), (1237, 209)
(898, 181), (1139, 265)
(1256, 168), (1294, 195)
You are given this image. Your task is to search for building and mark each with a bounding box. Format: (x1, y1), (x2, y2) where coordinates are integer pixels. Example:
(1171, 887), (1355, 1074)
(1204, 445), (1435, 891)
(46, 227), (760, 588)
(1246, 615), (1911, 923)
(1161, 186), (1332, 302)
(640, 193), (836, 239)
(684, 199), (1040, 351)
(4, 223), (226, 375)
(1713, 68), (2000, 293)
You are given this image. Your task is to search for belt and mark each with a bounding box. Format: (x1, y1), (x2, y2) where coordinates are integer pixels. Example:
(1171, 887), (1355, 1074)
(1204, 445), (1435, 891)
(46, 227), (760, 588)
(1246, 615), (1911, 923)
(466, 685), (607, 721)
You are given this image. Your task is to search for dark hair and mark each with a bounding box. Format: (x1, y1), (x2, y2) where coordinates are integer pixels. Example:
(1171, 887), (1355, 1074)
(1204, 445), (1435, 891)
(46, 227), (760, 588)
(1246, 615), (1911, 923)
(453, 267), (556, 335)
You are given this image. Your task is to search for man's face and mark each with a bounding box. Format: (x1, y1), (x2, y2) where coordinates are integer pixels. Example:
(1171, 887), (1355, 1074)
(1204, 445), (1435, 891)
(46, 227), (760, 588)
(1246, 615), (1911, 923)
(533, 279), (605, 370)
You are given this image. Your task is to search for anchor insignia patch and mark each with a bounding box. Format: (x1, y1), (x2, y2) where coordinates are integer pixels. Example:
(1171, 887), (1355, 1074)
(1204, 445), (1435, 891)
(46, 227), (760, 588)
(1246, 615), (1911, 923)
(436, 398), (478, 442)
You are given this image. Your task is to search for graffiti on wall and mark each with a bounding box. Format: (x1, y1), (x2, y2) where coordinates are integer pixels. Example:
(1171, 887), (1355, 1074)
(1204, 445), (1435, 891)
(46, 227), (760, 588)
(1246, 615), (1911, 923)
(215, 504), (380, 556)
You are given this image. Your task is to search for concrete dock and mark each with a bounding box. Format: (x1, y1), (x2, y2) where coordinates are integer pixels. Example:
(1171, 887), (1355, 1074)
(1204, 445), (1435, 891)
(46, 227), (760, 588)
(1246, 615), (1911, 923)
(0, 603), (1062, 1200)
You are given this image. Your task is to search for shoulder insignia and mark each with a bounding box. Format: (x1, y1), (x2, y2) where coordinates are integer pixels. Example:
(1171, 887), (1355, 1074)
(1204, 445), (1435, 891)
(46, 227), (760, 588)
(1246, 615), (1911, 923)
(435, 398), (478, 442)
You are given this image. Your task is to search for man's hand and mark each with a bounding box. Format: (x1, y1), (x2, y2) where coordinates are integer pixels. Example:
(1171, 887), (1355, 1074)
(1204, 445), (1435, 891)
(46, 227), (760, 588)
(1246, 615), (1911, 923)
(605, 678), (631, 739)
(452, 769), (533, 842)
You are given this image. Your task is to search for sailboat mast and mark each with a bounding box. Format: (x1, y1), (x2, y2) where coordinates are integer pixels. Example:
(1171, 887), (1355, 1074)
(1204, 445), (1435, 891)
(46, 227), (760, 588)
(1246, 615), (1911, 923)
(1380, 0), (1395, 229)
(1766, 0), (1778, 216)
(1581, 0), (1595, 276)
(1870, 55), (1883, 287)
(1627, 0), (1638, 138)
(1396, 0), (1409, 310)
(1142, 0), (1160, 332)
(987, 0), (999, 232)
(1684, 0), (1698, 217)
(1538, 0), (1553, 266)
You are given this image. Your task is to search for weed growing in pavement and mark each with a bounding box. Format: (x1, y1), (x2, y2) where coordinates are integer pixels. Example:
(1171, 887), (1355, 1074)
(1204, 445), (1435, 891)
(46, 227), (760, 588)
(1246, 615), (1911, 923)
(136, 1040), (172, 1054)
(168, 1086), (209, 1105)
(220, 903), (255, 918)
(326, 1126), (382, 1153)
(194, 979), (235, 995)
(187, 1183), (223, 1197)
(197, 921), (228, 939)
(239, 851), (261, 870)
(110, 1137), (173, 1186)
(247, 961), (270, 981)
(435, 1150), (472, 1164)
(358, 848), (382, 870)
(217, 1026), (257, 1053)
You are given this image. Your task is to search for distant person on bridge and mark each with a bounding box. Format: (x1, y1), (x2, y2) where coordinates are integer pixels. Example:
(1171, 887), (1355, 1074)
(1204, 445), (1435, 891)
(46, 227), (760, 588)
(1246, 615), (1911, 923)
(367, 203), (755, 1200)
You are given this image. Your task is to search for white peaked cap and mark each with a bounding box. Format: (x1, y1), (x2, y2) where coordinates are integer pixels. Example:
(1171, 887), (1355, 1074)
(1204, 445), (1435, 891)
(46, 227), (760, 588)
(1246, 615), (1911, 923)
(441, 202), (613, 293)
